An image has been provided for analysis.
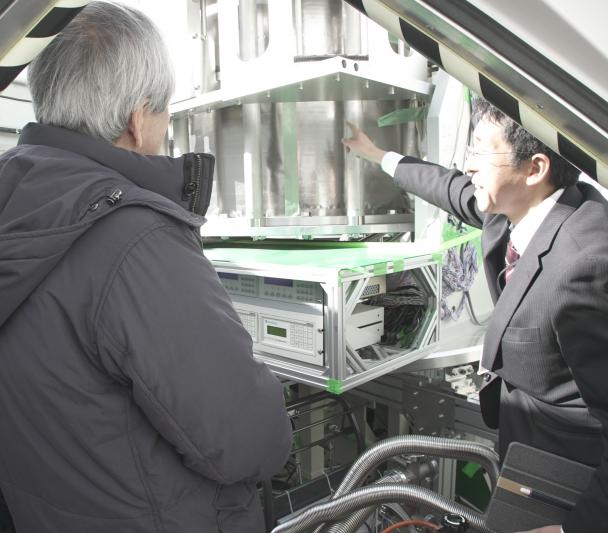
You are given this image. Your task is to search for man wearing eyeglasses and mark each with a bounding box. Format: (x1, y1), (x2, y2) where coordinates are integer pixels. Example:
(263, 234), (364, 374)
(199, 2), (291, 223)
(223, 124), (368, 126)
(343, 98), (608, 533)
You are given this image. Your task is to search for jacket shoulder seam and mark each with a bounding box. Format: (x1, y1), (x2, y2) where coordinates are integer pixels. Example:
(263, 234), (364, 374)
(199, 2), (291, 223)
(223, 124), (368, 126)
(93, 219), (183, 346)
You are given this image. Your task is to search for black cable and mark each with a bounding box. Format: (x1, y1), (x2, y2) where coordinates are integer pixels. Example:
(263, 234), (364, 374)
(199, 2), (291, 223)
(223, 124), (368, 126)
(0, 94), (31, 103)
(464, 290), (489, 327)
(459, 240), (490, 326)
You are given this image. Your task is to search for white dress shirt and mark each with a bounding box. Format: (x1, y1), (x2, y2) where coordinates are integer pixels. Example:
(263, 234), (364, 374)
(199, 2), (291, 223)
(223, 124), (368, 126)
(510, 187), (564, 255)
(381, 151), (405, 177)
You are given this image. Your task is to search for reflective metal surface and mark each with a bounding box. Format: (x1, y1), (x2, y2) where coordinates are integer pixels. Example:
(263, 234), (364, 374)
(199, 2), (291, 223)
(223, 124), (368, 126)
(181, 99), (419, 235)
(343, 0), (608, 184)
(171, 0), (431, 237)
(295, 0), (365, 58)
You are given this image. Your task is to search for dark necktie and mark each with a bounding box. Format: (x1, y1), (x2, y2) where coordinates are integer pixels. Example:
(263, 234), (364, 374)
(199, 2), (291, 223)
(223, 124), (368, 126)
(504, 239), (520, 284)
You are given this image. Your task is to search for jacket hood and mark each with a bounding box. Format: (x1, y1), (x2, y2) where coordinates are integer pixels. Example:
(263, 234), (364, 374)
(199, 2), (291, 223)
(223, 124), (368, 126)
(0, 122), (215, 327)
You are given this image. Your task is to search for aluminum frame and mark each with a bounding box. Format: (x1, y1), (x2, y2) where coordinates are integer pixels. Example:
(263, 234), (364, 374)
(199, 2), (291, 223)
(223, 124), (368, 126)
(212, 252), (441, 393)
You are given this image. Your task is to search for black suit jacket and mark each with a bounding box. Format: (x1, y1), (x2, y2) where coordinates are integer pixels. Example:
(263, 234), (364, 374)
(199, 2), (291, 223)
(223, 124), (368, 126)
(393, 157), (608, 533)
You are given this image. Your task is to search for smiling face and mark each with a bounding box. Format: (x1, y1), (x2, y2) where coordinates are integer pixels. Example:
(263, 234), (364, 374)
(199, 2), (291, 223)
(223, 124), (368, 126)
(465, 118), (533, 223)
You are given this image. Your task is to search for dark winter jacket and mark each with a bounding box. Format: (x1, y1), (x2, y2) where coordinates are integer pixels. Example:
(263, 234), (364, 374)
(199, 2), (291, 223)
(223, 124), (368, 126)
(0, 123), (292, 533)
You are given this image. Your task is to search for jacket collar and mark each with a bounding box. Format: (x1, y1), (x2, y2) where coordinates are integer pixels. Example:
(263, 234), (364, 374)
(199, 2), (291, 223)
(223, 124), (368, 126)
(481, 185), (582, 372)
(17, 122), (214, 220)
(510, 188), (565, 256)
(481, 215), (510, 303)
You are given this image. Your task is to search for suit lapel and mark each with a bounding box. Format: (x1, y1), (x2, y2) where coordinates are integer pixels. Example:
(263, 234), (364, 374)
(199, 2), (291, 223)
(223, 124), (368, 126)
(481, 186), (581, 372)
(481, 216), (510, 304)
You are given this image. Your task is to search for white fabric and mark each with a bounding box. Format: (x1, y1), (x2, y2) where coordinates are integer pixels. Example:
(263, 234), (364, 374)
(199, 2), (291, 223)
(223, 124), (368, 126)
(381, 151), (404, 177)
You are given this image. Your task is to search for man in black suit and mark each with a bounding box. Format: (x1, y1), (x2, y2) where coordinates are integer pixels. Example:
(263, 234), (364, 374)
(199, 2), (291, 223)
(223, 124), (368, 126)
(343, 99), (608, 533)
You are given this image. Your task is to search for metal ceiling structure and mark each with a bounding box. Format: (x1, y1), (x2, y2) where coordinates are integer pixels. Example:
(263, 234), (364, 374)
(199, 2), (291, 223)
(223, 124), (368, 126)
(0, 0), (89, 92)
(1, 0), (606, 187)
(344, 0), (608, 187)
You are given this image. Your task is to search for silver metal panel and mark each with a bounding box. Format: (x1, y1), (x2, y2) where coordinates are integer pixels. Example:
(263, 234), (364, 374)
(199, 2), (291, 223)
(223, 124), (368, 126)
(200, 220), (414, 238)
(169, 0), (432, 237)
(181, 98), (418, 237)
(259, 341), (437, 393)
(0, 0), (54, 60)
(171, 0), (430, 114)
(193, 0), (220, 95)
(296, 0), (364, 58)
(350, 0), (608, 183)
(171, 57), (431, 113)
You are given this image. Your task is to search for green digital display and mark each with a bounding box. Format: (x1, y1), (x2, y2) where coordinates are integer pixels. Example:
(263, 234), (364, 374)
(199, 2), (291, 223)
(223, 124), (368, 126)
(267, 325), (287, 338)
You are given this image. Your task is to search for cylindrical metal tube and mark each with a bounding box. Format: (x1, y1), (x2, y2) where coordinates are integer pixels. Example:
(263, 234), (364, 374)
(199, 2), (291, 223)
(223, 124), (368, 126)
(324, 465), (435, 533)
(311, 435), (498, 533)
(334, 435), (499, 499)
(271, 483), (496, 533)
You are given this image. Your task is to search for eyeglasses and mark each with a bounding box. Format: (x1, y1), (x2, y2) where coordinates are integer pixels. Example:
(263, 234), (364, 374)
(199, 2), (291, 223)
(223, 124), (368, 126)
(465, 146), (530, 168)
(465, 146), (528, 159)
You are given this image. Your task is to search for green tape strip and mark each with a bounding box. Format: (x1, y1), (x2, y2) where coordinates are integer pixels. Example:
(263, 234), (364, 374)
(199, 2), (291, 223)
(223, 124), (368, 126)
(439, 225), (483, 266)
(438, 228), (482, 252)
(373, 263), (386, 276)
(462, 461), (481, 479)
(377, 106), (428, 127)
(393, 259), (405, 273)
(327, 379), (342, 395)
(464, 86), (472, 105)
(339, 266), (367, 283)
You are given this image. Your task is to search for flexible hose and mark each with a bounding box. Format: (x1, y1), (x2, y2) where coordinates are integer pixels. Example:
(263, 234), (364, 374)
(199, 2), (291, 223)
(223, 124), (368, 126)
(323, 470), (411, 533)
(324, 462), (436, 533)
(312, 435), (498, 533)
(334, 435), (499, 498)
(270, 483), (497, 533)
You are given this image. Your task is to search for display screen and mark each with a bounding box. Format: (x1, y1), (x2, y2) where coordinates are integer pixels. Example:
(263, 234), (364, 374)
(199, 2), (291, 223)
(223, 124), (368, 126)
(218, 272), (239, 280)
(264, 277), (293, 287)
(267, 325), (287, 338)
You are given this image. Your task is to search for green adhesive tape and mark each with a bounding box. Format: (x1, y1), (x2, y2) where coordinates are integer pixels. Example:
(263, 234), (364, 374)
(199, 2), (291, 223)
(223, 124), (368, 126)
(462, 461), (481, 479)
(377, 106), (428, 127)
(327, 379), (342, 395)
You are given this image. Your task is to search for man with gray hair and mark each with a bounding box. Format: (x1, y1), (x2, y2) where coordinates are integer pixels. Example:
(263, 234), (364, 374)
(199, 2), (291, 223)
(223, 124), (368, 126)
(0, 2), (292, 532)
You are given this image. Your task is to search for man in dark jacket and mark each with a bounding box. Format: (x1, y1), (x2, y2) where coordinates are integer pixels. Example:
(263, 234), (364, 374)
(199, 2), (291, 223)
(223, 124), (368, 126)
(0, 2), (292, 532)
(343, 101), (608, 533)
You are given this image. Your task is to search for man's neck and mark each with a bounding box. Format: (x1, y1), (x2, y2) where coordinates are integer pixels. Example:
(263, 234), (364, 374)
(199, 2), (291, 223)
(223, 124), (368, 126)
(509, 185), (558, 226)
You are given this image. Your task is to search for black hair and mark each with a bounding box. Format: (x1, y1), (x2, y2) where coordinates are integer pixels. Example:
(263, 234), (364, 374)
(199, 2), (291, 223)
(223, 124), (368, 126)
(471, 98), (579, 188)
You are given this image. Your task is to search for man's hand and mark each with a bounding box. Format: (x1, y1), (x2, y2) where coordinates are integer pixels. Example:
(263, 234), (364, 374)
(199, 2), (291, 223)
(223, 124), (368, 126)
(517, 526), (561, 533)
(342, 122), (386, 164)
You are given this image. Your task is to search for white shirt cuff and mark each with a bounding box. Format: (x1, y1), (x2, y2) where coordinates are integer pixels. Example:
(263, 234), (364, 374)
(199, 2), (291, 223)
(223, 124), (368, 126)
(381, 151), (404, 177)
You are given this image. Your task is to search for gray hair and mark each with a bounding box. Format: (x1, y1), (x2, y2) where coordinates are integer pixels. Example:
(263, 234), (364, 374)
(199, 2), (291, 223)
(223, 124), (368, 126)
(28, 1), (174, 143)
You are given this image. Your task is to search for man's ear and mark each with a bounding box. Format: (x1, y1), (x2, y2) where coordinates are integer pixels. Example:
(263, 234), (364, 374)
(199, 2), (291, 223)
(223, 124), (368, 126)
(526, 153), (551, 186)
(128, 104), (146, 149)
